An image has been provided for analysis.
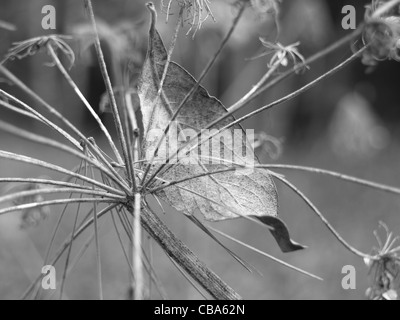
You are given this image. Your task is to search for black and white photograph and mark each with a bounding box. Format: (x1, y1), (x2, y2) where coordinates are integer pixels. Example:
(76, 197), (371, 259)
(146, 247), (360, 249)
(0, 0), (399, 304)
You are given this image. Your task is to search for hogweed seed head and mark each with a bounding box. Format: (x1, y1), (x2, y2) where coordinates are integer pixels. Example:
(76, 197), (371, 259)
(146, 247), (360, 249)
(3, 35), (75, 69)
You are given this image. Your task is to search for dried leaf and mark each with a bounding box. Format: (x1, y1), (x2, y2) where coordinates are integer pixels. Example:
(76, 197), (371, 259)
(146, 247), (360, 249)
(138, 9), (304, 252)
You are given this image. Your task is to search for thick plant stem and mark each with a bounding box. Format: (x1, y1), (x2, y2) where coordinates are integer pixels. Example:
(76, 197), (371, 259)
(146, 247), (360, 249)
(133, 193), (143, 300)
(140, 208), (242, 300)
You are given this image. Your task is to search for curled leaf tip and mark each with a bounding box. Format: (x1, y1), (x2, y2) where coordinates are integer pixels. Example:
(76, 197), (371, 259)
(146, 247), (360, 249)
(146, 2), (157, 30)
(146, 2), (156, 11)
(256, 216), (306, 252)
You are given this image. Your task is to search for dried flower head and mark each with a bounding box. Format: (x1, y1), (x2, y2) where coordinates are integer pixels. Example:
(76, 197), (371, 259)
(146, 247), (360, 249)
(365, 222), (400, 300)
(2, 35), (75, 68)
(3, 34), (75, 68)
(162, 0), (215, 37)
(254, 39), (309, 72)
(359, 0), (400, 67)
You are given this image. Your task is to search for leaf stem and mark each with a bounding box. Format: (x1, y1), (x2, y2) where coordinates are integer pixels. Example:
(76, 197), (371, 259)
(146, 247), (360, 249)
(228, 57), (284, 114)
(47, 44), (122, 164)
(0, 119), (130, 194)
(208, 226), (323, 281)
(174, 47), (367, 166)
(228, 27), (364, 113)
(35, 162), (86, 300)
(0, 87), (81, 149)
(150, 162), (400, 198)
(59, 184), (84, 300)
(0, 198), (115, 216)
(145, 44), (366, 191)
(0, 150), (123, 195)
(0, 178), (94, 191)
(83, 0), (131, 178)
(89, 161), (104, 300)
(140, 3), (183, 185)
(0, 69), (131, 195)
(140, 206), (242, 300)
(20, 204), (116, 299)
(112, 206), (168, 299)
(0, 187), (124, 205)
(271, 173), (370, 259)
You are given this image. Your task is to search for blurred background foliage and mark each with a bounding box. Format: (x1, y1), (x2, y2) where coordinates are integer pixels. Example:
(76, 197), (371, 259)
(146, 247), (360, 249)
(0, 0), (400, 299)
